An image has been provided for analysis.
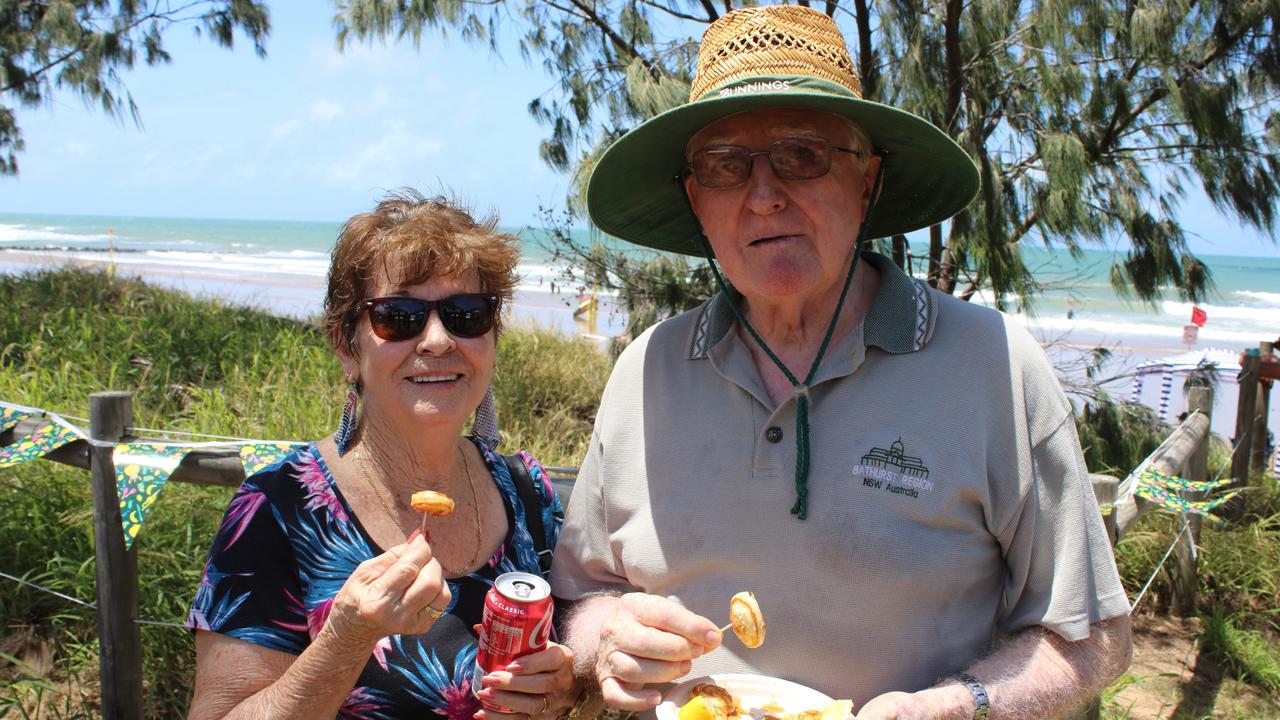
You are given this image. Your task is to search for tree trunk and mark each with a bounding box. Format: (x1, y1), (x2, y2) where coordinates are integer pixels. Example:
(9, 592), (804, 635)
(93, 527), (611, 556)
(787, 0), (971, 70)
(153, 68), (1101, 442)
(927, 224), (943, 287)
(852, 0), (877, 99)
(928, 0), (964, 294)
(937, 246), (958, 294)
(943, 0), (964, 131)
(892, 234), (907, 270)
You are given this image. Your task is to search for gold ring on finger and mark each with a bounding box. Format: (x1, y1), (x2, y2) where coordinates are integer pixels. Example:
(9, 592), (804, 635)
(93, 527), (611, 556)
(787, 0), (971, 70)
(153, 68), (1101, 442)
(426, 605), (445, 619)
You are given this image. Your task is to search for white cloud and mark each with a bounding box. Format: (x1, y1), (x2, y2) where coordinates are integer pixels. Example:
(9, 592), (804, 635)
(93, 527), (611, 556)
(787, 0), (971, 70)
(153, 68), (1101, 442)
(423, 75), (447, 94)
(369, 85), (394, 108)
(55, 141), (91, 159)
(124, 143), (229, 186)
(310, 99), (343, 123)
(322, 120), (443, 185)
(307, 36), (434, 75)
(271, 119), (304, 139)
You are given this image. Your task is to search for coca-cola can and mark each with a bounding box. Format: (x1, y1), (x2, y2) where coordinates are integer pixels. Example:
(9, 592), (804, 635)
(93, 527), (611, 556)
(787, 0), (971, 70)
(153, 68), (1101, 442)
(472, 572), (554, 709)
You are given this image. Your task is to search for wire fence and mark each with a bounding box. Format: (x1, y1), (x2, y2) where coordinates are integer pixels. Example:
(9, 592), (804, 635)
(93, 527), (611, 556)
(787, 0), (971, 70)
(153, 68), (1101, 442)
(1124, 416), (1255, 615)
(1, 400), (584, 647)
(1, 386), (1270, 718)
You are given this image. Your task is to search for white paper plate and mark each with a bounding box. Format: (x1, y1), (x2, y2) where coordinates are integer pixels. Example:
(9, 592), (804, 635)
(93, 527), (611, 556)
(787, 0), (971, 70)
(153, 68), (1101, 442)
(656, 673), (834, 720)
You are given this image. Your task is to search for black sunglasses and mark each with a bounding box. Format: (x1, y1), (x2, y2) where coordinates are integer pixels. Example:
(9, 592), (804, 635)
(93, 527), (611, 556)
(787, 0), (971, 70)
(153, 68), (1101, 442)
(362, 294), (499, 341)
(686, 136), (865, 188)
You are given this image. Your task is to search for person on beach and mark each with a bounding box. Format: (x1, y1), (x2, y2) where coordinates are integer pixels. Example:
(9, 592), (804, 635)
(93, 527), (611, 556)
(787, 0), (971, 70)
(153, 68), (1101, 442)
(550, 6), (1131, 719)
(187, 190), (579, 719)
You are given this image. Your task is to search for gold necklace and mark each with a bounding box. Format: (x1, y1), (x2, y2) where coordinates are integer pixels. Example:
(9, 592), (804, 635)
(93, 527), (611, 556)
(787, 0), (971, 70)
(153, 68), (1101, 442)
(450, 443), (486, 573)
(353, 442), (485, 576)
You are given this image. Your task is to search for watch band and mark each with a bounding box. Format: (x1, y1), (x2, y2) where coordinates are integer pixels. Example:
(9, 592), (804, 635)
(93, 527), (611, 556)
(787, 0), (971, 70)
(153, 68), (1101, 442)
(956, 673), (990, 720)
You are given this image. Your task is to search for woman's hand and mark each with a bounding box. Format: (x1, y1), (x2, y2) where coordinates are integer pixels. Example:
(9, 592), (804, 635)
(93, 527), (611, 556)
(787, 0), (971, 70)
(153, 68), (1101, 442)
(475, 642), (579, 720)
(326, 532), (452, 646)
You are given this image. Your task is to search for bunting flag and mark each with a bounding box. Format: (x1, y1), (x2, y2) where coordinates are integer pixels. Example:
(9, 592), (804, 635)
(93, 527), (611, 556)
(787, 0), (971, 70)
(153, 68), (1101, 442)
(0, 422), (82, 468)
(1140, 467), (1232, 493)
(239, 442), (305, 476)
(1, 406), (34, 434)
(1136, 467), (1239, 519)
(1, 397), (316, 547)
(113, 444), (190, 549)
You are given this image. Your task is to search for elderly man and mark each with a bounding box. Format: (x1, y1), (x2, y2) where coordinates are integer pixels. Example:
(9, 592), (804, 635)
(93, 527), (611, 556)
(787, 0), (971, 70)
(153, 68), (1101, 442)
(551, 6), (1132, 720)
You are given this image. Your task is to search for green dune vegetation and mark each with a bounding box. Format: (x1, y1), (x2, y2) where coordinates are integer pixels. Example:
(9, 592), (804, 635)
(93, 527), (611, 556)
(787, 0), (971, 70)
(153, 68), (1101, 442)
(0, 268), (1276, 718)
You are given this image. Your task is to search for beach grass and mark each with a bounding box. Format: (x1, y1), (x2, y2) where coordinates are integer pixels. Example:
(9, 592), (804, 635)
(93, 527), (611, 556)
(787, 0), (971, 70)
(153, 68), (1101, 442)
(1202, 611), (1280, 694)
(2, 267), (1278, 718)
(0, 267), (607, 718)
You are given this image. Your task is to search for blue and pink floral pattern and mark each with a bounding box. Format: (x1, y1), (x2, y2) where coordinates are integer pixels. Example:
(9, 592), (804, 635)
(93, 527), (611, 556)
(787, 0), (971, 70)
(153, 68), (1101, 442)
(187, 440), (562, 719)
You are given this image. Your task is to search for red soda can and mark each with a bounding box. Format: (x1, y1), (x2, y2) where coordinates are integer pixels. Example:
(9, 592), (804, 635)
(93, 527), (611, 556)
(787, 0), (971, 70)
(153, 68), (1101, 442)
(472, 572), (554, 709)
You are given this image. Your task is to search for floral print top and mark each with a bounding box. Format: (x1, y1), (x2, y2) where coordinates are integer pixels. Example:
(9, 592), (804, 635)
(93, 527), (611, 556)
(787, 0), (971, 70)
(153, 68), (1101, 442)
(187, 439), (563, 719)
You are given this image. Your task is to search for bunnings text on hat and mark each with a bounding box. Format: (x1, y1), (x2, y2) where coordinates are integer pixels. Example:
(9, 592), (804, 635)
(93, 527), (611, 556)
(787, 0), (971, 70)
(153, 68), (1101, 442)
(717, 80), (792, 98)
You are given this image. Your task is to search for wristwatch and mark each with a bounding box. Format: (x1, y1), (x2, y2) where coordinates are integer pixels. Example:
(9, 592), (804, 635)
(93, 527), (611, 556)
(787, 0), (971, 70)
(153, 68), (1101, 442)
(956, 673), (990, 720)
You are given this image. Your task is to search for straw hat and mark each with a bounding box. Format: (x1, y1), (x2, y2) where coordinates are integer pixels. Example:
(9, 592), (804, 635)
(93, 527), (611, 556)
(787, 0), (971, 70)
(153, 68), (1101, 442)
(586, 5), (980, 256)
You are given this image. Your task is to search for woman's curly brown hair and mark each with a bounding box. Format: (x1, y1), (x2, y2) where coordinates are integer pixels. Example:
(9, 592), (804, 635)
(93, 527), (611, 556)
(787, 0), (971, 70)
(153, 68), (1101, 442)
(323, 189), (520, 357)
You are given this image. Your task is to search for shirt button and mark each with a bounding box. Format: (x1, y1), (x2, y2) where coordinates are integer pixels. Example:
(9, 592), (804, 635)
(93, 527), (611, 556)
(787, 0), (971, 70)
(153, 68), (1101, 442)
(765, 426), (783, 443)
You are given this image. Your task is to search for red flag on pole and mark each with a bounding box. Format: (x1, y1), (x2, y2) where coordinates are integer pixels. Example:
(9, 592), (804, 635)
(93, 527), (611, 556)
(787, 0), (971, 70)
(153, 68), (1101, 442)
(1191, 306), (1207, 327)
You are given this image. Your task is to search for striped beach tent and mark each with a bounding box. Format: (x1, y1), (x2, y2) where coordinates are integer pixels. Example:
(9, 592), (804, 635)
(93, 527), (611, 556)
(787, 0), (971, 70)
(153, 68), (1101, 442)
(1128, 348), (1241, 422)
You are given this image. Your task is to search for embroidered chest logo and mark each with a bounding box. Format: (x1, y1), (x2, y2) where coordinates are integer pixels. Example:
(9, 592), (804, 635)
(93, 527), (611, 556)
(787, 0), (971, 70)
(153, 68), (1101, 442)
(851, 438), (933, 499)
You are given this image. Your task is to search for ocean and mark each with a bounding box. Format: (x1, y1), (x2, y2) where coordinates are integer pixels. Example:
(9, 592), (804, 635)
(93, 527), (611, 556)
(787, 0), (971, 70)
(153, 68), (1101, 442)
(2, 211), (1277, 351)
(4, 211), (1279, 445)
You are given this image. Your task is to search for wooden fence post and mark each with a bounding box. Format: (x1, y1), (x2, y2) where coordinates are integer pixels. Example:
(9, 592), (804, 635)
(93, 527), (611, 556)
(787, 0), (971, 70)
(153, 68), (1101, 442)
(1089, 474), (1119, 547)
(1232, 350), (1260, 488)
(89, 391), (144, 719)
(1172, 387), (1212, 617)
(1251, 341), (1273, 471)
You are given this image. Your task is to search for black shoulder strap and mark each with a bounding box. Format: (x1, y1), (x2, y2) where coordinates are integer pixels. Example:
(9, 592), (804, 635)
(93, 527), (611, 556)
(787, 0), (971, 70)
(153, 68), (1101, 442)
(505, 453), (552, 579)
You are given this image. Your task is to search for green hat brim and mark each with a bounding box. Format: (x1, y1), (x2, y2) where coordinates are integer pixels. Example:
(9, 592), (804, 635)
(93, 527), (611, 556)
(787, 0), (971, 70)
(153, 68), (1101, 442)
(586, 76), (980, 256)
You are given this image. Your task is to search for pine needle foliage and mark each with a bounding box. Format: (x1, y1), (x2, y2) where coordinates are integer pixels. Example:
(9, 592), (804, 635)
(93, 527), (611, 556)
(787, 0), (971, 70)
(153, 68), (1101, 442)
(0, 0), (271, 176)
(334, 0), (1278, 326)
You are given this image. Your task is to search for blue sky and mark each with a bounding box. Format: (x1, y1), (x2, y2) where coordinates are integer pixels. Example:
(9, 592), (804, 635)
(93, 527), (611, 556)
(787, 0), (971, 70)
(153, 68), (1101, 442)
(1, 6), (564, 228)
(1, 4), (1277, 258)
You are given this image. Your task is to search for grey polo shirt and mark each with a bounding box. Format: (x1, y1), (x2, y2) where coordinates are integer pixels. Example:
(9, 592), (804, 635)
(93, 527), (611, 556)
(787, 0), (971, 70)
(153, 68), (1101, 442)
(551, 253), (1129, 703)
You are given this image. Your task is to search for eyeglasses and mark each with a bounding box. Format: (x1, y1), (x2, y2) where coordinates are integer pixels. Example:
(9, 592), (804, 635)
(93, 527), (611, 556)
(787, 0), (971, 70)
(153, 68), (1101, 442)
(686, 136), (865, 188)
(362, 294), (499, 341)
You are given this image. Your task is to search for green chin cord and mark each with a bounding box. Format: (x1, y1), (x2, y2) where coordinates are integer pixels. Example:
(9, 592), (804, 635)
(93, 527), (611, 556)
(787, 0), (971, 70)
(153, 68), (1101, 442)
(679, 166), (886, 519)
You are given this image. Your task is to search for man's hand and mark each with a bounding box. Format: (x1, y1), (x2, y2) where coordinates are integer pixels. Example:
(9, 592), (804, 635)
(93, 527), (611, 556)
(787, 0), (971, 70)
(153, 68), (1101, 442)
(855, 617), (1131, 720)
(853, 686), (969, 720)
(853, 692), (924, 720)
(594, 593), (722, 710)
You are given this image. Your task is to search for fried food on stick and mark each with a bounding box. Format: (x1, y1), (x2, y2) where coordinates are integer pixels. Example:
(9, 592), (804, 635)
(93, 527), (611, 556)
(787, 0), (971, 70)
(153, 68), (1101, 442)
(728, 591), (766, 648)
(410, 490), (455, 516)
(410, 490), (455, 541)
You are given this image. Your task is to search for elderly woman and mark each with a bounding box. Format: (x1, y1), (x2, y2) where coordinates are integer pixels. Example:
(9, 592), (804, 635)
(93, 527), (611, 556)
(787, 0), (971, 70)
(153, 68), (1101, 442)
(187, 190), (579, 719)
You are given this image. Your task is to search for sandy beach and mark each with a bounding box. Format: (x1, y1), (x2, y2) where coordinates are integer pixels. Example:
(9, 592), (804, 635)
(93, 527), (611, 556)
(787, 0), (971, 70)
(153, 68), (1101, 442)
(4, 246), (1274, 444)
(0, 247), (627, 341)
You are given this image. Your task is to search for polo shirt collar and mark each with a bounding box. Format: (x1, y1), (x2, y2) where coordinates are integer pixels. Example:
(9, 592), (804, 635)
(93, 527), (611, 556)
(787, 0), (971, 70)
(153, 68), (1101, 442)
(686, 251), (937, 361)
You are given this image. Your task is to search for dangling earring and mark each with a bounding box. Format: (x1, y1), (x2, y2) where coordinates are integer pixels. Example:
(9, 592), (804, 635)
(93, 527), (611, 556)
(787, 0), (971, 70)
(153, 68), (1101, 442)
(336, 378), (359, 456)
(473, 385), (499, 451)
